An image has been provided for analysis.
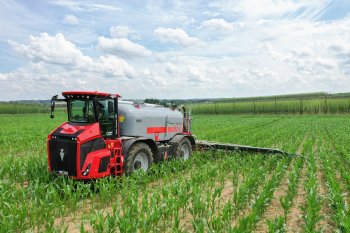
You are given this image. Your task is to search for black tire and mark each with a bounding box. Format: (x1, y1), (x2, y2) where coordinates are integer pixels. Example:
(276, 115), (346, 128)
(124, 142), (153, 174)
(175, 137), (192, 160)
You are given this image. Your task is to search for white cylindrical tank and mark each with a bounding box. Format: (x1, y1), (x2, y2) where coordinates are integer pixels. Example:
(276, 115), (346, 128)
(118, 101), (183, 141)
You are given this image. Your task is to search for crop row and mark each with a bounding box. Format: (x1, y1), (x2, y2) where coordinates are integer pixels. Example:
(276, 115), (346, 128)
(188, 97), (350, 115)
(0, 102), (50, 114)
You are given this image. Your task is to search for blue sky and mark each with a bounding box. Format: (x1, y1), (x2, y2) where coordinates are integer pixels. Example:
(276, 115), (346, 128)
(1, 0), (350, 100)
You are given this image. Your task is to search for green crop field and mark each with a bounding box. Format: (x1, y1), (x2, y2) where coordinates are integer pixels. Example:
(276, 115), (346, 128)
(188, 93), (350, 115)
(1, 113), (350, 232)
(0, 102), (50, 114)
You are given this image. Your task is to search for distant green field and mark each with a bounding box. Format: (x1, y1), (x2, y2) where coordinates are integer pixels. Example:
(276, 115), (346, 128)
(188, 96), (350, 114)
(2, 92), (350, 115)
(0, 102), (50, 114)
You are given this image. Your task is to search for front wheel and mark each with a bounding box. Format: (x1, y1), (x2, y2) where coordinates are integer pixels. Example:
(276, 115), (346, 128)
(176, 137), (192, 160)
(124, 142), (153, 174)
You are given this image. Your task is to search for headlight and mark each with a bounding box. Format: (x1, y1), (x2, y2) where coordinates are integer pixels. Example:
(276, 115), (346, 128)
(82, 164), (91, 176)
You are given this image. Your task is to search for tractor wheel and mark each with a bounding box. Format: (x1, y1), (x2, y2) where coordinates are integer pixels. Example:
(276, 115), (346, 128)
(124, 142), (153, 174)
(176, 137), (192, 160)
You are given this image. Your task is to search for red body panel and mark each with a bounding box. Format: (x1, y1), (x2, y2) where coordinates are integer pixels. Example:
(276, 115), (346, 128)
(59, 123), (85, 135)
(62, 91), (120, 98)
(47, 122), (123, 179)
(80, 149), (111, 179)
(78, 123), (101, 143)
(146, 126), (182, 134)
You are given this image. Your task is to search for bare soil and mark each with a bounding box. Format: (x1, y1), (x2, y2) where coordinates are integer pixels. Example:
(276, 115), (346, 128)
(52, 166), (194, 232)
(255, 133), (308, 232)
(53, 199), (95, 233)
(178, 174), (239, 232)
(254, 164), (291, 232)
(231, 172), (274, 229)
(284, 162), (306, 233)
(283, 133), (308, 233)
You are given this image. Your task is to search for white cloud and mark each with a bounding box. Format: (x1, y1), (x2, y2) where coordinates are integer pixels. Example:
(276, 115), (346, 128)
(154, 27), (202, 47)
(209, 0), (329, 20)
(141, 57), (224, 91)
(51, 1), (122, 12)
(0, 73), (7, 81)
(8, 33), (136, 79)
(141, 17), (350, 97)
(63, 14), (79, 25)
(110, 26), (131, 38)
(98, 37), (152, 57)
(91, 55), (136, 78)
(9, 33), (91, 67)
(201, 18), (234, 31)
(109, 26), (141, 40)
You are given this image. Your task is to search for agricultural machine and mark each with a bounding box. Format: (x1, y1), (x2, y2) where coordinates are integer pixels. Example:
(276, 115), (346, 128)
(48, 91), (291, 179)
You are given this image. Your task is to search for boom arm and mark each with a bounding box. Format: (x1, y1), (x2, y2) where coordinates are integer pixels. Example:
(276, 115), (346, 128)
(195, 140), (297, 157)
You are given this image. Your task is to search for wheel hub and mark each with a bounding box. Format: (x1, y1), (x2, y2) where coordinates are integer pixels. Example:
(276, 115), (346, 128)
(134, 161), (141, 169)
(133, 152), (149, 171)
(180, 143), (190, 160)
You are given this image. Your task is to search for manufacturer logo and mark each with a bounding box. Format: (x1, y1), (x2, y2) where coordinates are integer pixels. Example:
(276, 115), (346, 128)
(60, 149), (65, 162)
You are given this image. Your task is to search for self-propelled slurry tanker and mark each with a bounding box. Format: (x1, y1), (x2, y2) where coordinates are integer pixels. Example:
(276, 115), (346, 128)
(48, 91), (294, 179)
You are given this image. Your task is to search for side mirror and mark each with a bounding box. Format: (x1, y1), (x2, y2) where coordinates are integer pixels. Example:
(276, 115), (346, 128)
(50, 95), (58, 119)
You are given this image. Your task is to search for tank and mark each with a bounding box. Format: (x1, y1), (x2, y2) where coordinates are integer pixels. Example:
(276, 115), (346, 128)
(118, 101), (183, 141)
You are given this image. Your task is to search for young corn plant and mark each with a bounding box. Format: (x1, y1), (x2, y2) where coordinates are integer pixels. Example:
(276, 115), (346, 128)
(279, 157), (304, 223)
(302, 153), (322, 233)
(232, 158), (290, 232)
(266, 216), (285, 233)
(320, 147), (349, 232)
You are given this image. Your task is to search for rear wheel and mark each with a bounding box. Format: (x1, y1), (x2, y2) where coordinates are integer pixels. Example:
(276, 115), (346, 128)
(125, 142), (153, 174)
(176, 137), (192, 160)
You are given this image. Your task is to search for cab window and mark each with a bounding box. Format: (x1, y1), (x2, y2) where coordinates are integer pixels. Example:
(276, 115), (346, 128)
(98, 99), (115, 138)
(69, 100), (96, 123)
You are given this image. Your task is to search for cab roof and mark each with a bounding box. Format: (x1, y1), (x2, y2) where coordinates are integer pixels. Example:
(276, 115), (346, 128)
(62, 91), (121, 98)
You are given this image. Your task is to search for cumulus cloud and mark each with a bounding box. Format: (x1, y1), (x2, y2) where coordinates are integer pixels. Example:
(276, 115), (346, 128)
(142, 57), (223, 90)
(9, 33), (136, 79)
(91, 55), (136, 78)
(154, 27), (202, 47)
(210, 0), (328, 20)
(98, 37), (152, 57)
(142, 16), (350, 97)
(110, 26), (131, 38)
(63, 14), (79, 25)
(9, 33), (90, 66)
(201, 18), (234, 31)
(0, 73), (7, 81)
(51, 0), (122, 12)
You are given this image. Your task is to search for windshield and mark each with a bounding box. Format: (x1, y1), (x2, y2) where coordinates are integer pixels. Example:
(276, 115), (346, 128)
(68, 99), (96, 123)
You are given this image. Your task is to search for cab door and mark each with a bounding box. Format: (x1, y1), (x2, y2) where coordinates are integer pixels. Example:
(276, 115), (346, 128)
(98, 99), (117, 138)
